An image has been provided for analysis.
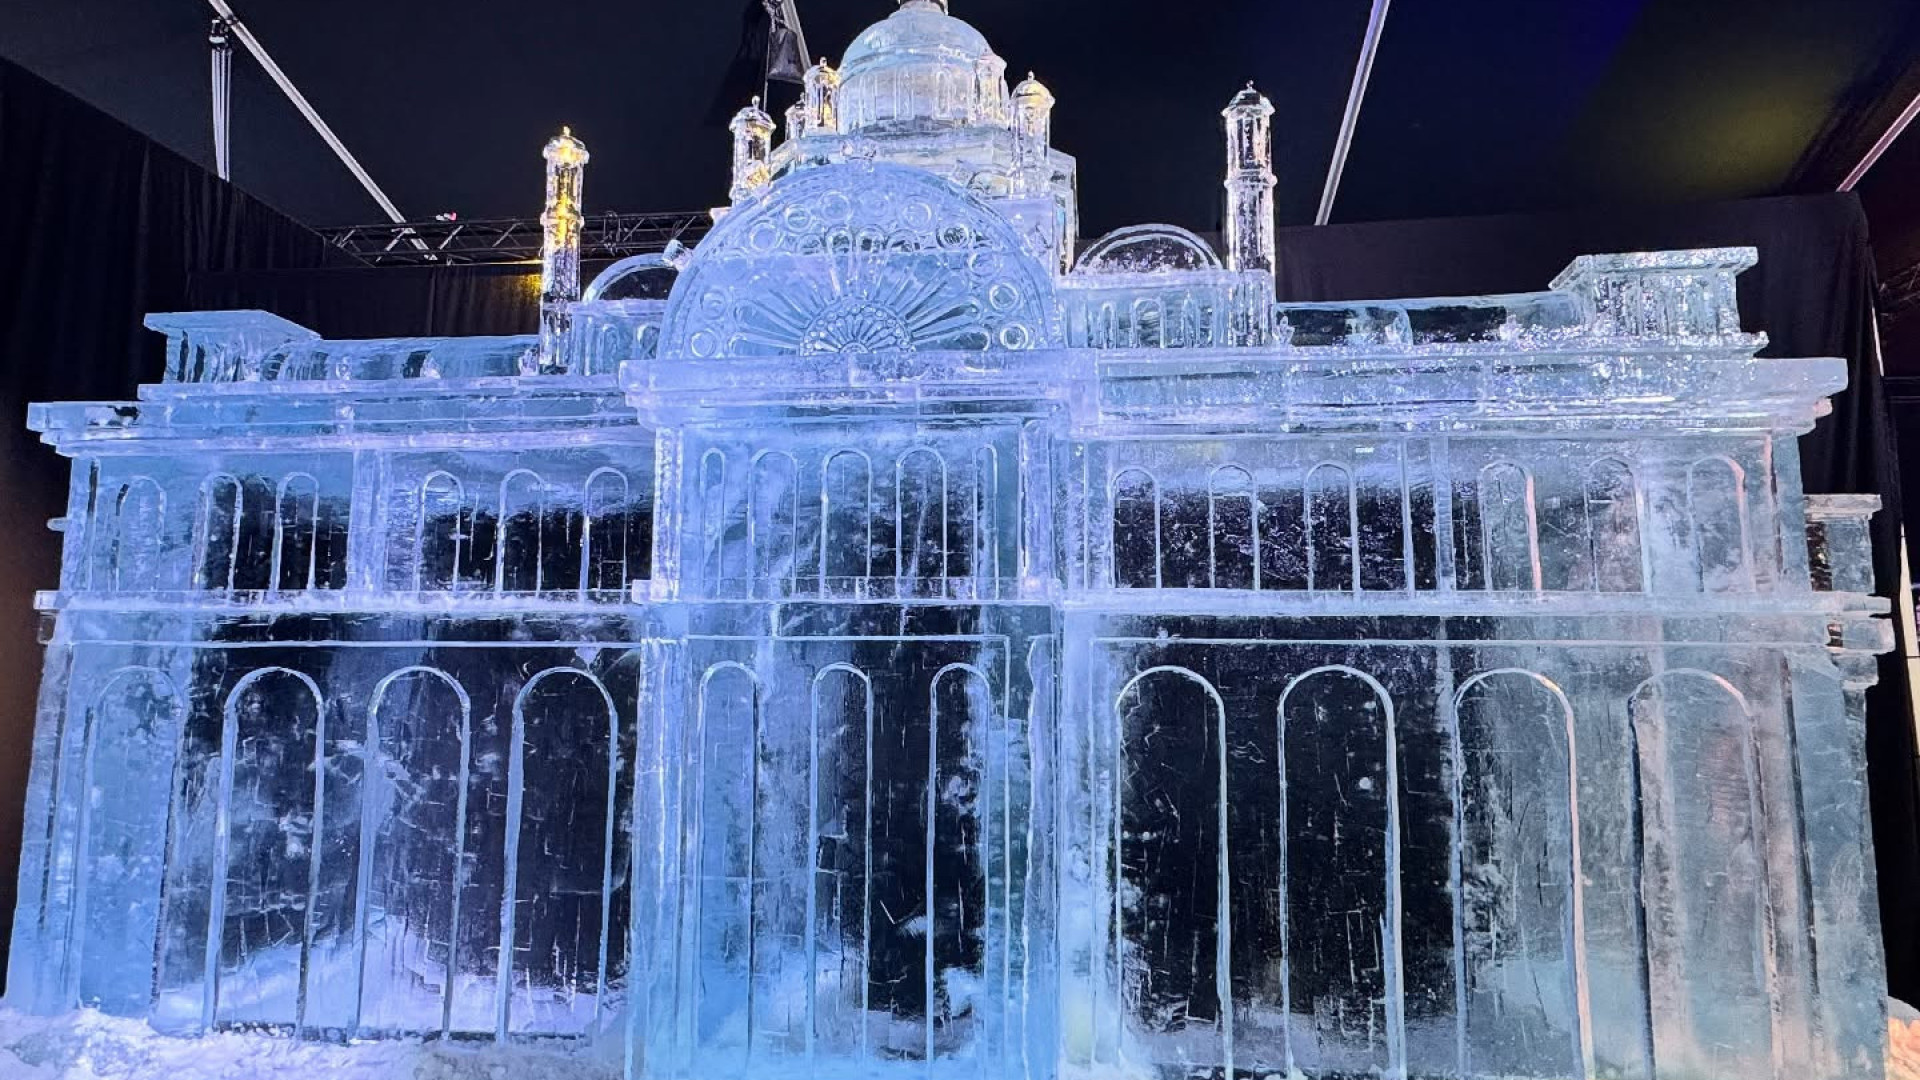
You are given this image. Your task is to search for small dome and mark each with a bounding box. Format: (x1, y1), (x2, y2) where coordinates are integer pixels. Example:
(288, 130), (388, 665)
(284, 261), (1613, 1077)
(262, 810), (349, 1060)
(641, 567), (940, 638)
(838, 1), (1002, 135)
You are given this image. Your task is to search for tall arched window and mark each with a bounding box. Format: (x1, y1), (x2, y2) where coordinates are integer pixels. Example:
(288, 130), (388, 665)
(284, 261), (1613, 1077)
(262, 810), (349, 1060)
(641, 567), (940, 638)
(1454, 670), (1588, 1076)
(104, 477), (165, 592)
(495, 470), (546, 593)
(1277, 666), (1401, 1076)
(692, 663), (760, 1065)
(354, 667), (472, 1036)
(895, 449), (949, 592)
(581, 468), (632, 597)
(1207, 464), (1259, 589)
(1116, 666), (1233, 1071)
(71, 668), (182, 1013)
(1583, 458), (1642, 592)
(272, 473), (321, 593)
(1305, 463), (1357, 592)
(809, 665), (874, 1055)
(1628, 671), (1777, 1078)
(416, 472), (466, 591)
(205, 668), (326, 1031)
(498, 668), (619, 1037)
(1479, 462), (1541, 591)
(194, 474), (245, 593)
(750, 452), (800, 598)
(1686, 457), (1752, 592)
(1111, 468), (1162, 589)
(821, 450), (875, 594)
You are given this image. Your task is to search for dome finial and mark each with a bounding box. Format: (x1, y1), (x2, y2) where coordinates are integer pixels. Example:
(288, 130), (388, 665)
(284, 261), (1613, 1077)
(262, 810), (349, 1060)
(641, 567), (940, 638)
(898, 0), (950, 11)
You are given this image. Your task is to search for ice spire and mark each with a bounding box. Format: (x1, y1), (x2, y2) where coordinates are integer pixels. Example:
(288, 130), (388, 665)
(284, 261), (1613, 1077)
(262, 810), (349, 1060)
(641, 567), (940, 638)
(729, 98), (776, 204)
(802, 59), (841, 137)
(538, 126), (588, 373)
(1012, 73), (1054, 196)
(1223, 83), (1276, 277)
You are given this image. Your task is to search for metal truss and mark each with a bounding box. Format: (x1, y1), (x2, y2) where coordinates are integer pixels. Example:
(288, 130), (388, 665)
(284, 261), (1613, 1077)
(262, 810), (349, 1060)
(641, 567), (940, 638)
(320, 211), (712, 266)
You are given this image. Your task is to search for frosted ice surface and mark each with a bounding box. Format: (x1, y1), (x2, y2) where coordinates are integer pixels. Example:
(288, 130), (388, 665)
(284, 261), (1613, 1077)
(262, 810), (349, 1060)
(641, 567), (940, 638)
(6, 2), (1895, 1079)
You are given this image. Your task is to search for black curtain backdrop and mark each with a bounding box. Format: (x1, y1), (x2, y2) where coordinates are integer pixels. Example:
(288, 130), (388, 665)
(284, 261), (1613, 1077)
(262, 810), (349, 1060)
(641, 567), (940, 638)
(1275, 193), (1918, 1004)
(3, 54), (1915, 1010)
(0, 58), (352, 986)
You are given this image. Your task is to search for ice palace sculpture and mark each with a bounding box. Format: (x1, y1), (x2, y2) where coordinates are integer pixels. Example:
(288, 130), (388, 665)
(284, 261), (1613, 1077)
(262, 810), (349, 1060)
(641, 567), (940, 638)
(4, 1), (1897, 1077)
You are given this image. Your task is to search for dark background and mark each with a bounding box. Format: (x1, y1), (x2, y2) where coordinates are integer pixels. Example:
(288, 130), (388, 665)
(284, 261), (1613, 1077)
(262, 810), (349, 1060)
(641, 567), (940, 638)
(4, 0), (1920, 1009)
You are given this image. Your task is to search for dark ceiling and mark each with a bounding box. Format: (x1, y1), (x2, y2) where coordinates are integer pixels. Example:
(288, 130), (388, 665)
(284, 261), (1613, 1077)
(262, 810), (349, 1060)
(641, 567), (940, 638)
(3, 0), (1919, 239)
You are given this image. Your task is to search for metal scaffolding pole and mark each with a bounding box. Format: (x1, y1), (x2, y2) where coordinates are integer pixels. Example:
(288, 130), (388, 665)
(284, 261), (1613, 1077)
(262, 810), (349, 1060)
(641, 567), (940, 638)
(201, 0), (408, 224)
(1316, 0), (1393, 226)
(209, 17), (232, 180)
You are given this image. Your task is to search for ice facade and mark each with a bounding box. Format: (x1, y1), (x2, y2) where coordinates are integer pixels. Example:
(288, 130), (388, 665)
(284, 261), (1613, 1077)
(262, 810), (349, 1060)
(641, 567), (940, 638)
(4, 2), (1896, 1078)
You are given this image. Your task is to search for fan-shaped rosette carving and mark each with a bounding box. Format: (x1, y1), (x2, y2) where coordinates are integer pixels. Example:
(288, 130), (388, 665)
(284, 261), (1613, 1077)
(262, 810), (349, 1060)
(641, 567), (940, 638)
(661, 163), (1057, 361)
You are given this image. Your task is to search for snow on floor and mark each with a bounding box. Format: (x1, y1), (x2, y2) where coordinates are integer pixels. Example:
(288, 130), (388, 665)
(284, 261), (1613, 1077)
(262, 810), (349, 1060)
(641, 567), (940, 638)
(0, 1006), (620, 1080)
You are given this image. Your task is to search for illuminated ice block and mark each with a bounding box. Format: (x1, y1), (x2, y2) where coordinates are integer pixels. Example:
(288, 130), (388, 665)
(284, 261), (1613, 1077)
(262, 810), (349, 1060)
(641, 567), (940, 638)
(6, 2), (1892, 1079)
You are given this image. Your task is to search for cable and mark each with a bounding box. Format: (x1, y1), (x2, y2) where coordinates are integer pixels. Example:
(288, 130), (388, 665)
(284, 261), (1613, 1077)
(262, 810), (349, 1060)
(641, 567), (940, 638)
(1316, 0), (1393, 226)
(202, 0), (409, 225)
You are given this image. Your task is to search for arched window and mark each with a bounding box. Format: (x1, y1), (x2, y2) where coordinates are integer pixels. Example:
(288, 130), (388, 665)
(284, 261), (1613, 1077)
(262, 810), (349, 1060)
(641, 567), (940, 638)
(272, 473), (321, 593)
(962, 446), (1001, 593)
(821, 450), (875, 594)
(206, 668), (326, 1030)
(1628, 671), (1777, 1077)
(416, 472), (466, 591)
(1207, 464), (1259, 589)
(71, 668), (182, 1013)
(1454, 670), (1588, 1075)
(692, 663), (760, 1064)
(700, 450), (735, 596)
(1111, 468), (1162, 589)
(194, 474), (245, 593)
(1116, 666), (1233, 1069)
(581, 468), (632, 597)
(1478, 462), (1541, 591)
(499, 668), (619, 1037)
(1686, 457), (1751, 592)
(1583, 458), (1642, 592)
(1305, 463), (1357, 592)
(750, 452), (800, 598)
(924, 664), (996, 1056)
(104, 477), (165, 592)
(495, 470), (546, 593)
(809, 665), (875, 1054)
(895, 449), (949, 592)
(355, 667), (471, 1036)
(1277, 666), (1401, 1076)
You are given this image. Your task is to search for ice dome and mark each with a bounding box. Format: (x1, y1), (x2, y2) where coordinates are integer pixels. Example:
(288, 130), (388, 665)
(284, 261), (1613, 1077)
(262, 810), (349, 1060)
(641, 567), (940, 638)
(838, 0), (1009, 135)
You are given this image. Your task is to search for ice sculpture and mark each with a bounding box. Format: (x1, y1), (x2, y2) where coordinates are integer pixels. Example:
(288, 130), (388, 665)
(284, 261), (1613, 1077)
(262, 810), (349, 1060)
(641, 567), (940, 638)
(5, 1), (1895, 1078)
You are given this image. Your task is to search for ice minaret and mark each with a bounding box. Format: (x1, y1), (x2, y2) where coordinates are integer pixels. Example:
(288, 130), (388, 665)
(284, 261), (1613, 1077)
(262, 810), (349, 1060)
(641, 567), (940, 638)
(728, 98), (775, 205)
(538, 126), (588, 373)
(1012, 73), (1054, 196)
(803, 59), (840, 136)
(1223, 83), (1276, 276)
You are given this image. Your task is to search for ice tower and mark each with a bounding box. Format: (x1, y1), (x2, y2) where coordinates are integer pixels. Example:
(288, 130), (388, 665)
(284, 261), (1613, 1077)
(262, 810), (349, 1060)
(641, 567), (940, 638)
(6, 3), (1895, 1079)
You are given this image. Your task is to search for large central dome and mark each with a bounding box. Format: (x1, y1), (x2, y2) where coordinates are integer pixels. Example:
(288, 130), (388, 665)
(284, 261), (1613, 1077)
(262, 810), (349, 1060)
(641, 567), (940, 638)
(838, 0), (1010, 135)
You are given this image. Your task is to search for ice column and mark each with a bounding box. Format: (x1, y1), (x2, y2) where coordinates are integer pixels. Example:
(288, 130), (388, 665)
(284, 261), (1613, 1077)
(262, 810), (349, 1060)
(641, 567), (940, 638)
(1223, 84), (1276, 276)
(728, 99), (775, 205)
(802, 59), (840, 137)
(1012, 73), (1055, 196)
(538, 127), (588, 373)
(973, 51), (1010, 126)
